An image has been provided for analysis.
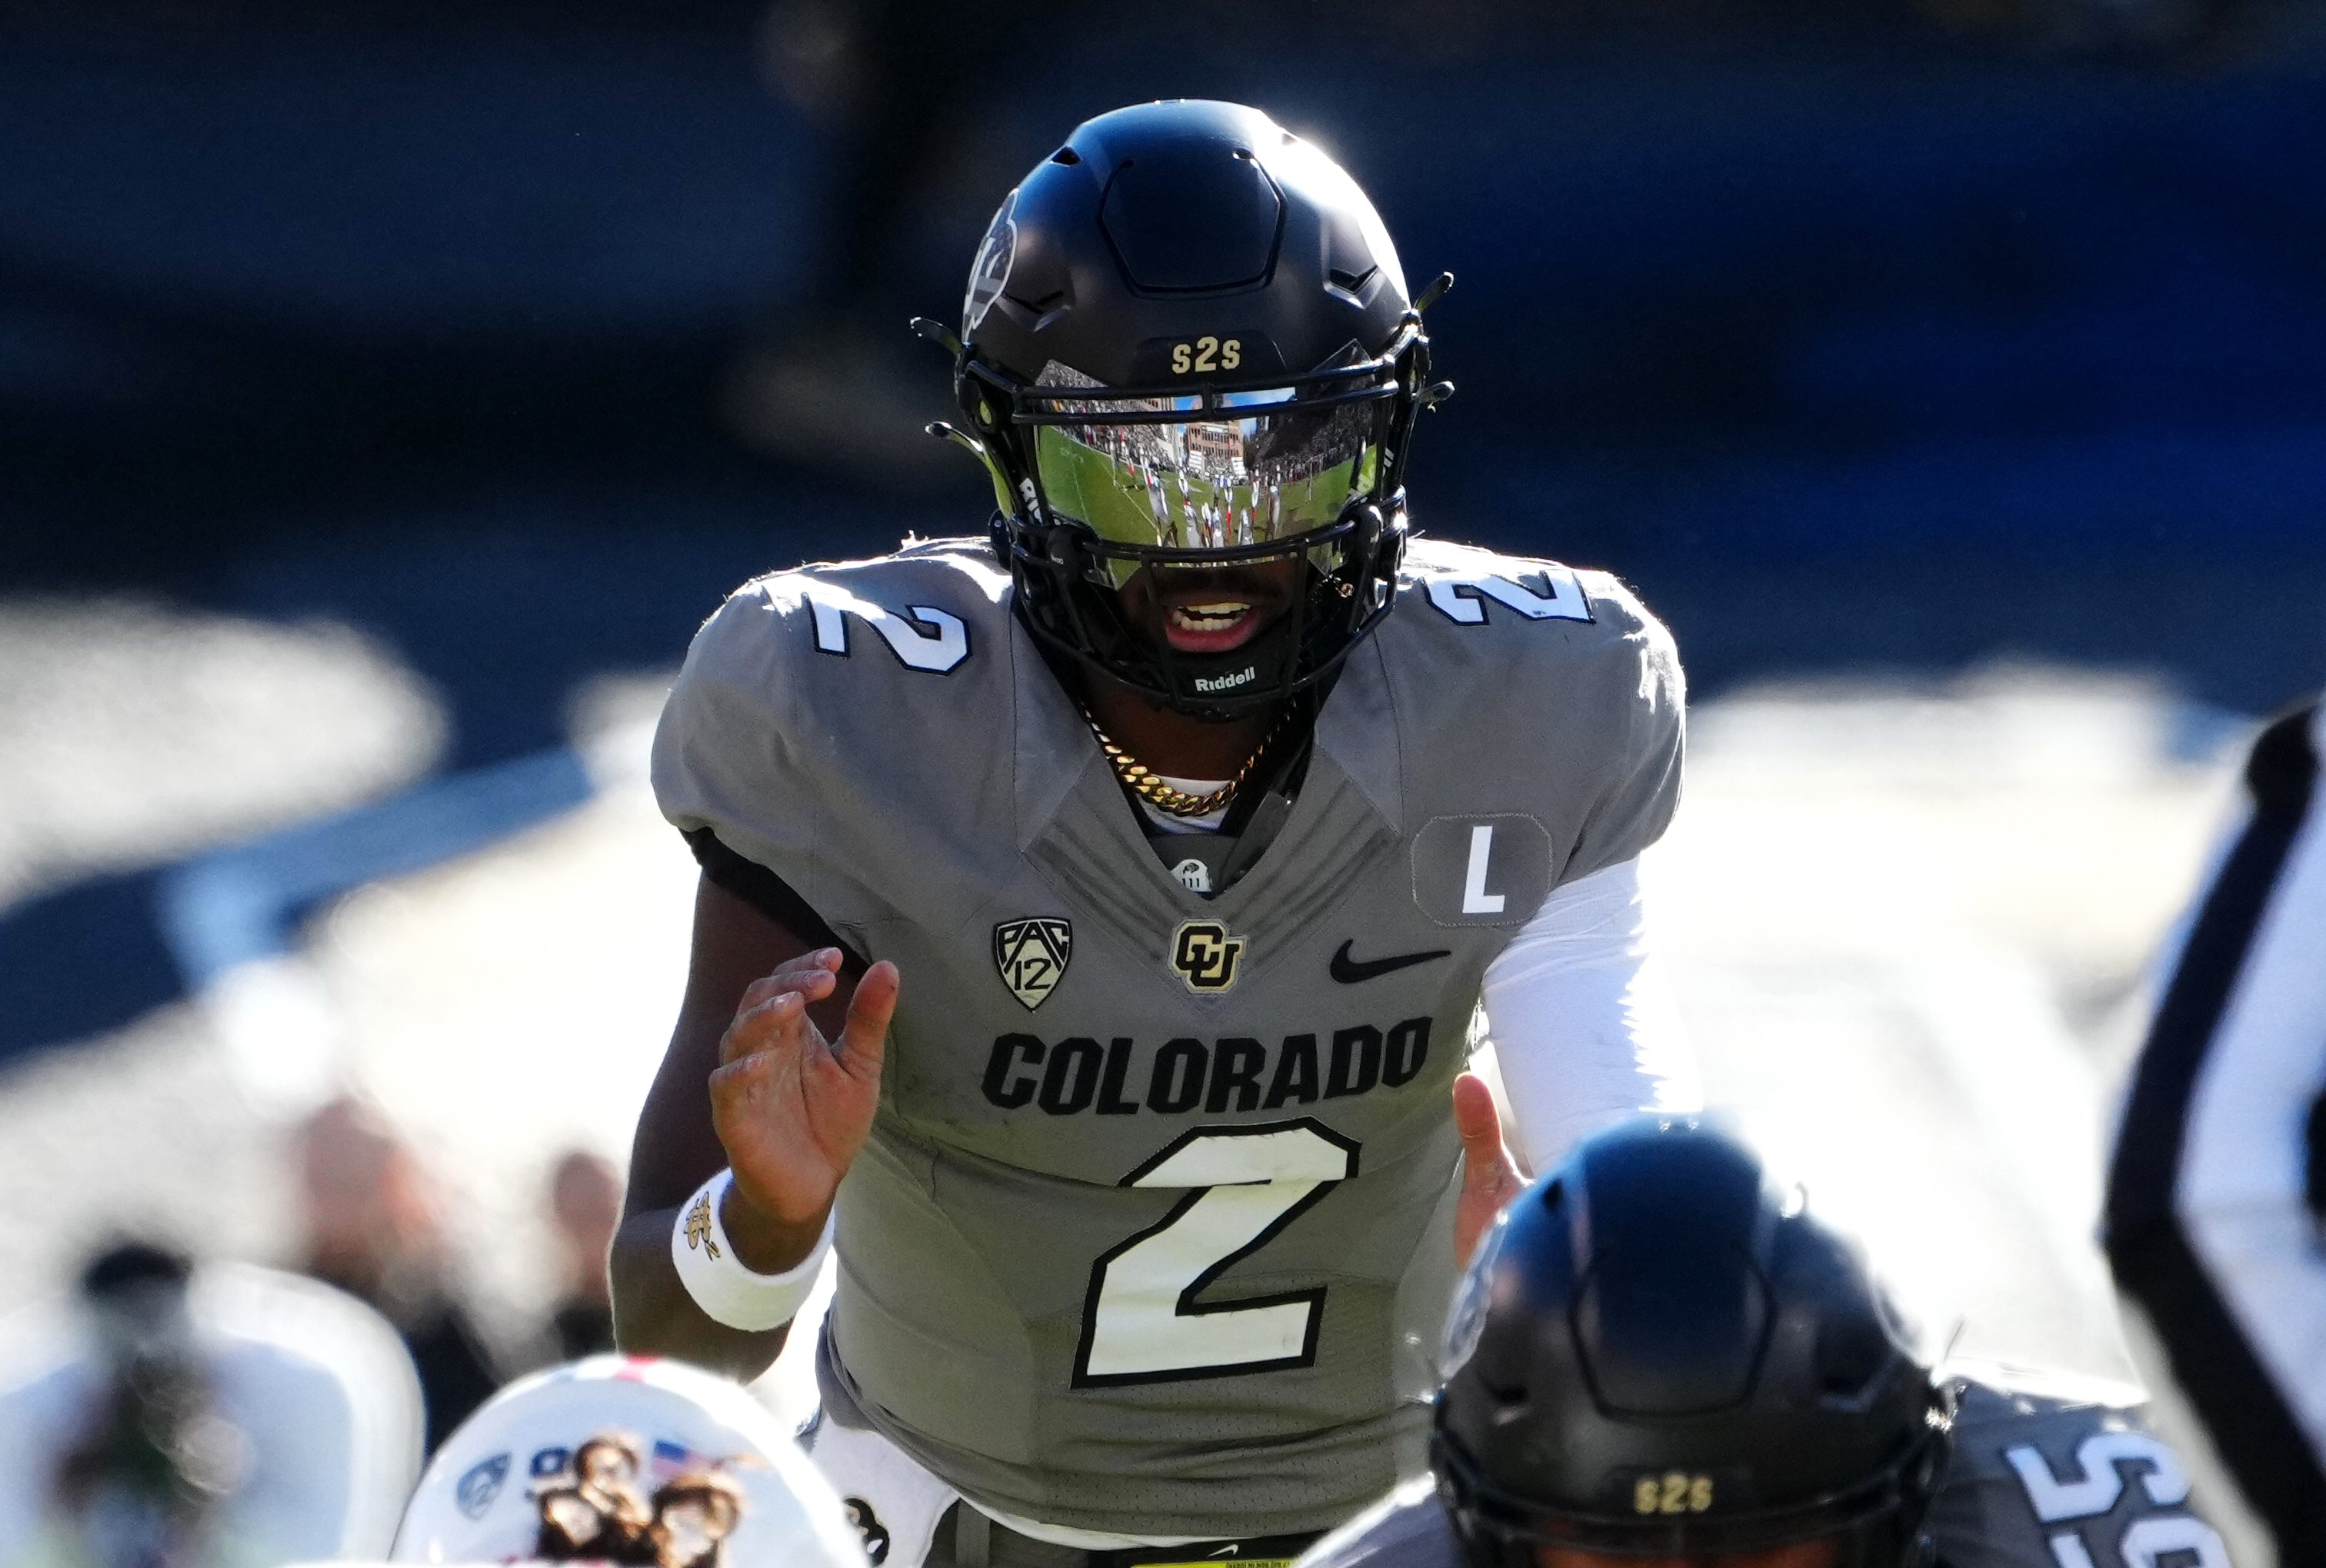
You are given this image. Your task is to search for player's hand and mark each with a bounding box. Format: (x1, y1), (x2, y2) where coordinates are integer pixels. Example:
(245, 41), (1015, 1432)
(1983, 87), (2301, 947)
(1452, 1071), (1527, 1270)
(708, 948), (899, 1273)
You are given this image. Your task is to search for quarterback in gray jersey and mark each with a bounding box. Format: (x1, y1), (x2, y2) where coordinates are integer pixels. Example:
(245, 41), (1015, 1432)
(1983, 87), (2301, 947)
(1301, 1118), (2232, 1568)
(609, 101), (1690, 1556)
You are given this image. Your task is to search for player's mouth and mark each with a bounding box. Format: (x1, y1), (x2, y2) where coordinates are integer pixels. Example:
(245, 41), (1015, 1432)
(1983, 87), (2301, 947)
(1163, 600), (1263, 653)
(1128, 558), (1300, 656)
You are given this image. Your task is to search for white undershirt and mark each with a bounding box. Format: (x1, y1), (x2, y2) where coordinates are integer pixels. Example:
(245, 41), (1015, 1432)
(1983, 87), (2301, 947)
(1478, 856), (1702, 1173)
(1135, 777), (1235, 834)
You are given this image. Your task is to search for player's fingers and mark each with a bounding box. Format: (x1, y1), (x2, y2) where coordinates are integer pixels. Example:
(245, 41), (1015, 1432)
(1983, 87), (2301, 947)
(707, 1050), (771, 1104)
(1451, 1074), (1527, 1269)
(835, 960), (900, 1083)
(737, 949), (843, 1013)
(707, 1046), (798, 1133)
(718, 987), (813, 1068)
(1451, 1072), (1511, 1187)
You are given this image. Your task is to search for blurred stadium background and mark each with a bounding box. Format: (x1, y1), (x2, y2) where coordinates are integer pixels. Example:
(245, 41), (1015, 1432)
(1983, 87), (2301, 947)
(4, 0), (2322, 1556)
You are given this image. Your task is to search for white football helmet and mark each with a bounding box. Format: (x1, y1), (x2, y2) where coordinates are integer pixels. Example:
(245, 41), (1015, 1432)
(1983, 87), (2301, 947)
(391, 1354), (865, 1568)
(0, 1260), (425, 1564)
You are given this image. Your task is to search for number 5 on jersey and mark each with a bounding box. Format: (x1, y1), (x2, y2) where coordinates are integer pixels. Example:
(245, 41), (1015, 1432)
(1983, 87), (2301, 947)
(1073, 1121), (1358, 1387)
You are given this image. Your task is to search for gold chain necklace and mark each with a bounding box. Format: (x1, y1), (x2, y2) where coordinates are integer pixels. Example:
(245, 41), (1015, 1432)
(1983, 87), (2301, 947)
(1080, 704), (1288, 818)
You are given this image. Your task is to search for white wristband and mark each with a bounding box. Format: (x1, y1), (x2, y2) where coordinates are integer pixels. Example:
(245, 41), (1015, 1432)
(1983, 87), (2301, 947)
(670, 1168), (833, 1331)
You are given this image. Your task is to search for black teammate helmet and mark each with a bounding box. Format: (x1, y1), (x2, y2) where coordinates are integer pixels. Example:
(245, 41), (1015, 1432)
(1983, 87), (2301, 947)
(941, 100), (1445, 717)
(1434, 1117), (1951, 1568)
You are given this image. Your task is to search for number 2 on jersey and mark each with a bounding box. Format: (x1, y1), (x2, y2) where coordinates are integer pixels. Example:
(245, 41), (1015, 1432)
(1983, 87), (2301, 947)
(1073, 1121), (1358, 1387)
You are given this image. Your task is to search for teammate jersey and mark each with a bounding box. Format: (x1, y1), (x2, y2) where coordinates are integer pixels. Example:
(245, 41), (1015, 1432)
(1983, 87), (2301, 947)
(651, 536), (1684, 1539)
(1297, 1368), (2233, 1568)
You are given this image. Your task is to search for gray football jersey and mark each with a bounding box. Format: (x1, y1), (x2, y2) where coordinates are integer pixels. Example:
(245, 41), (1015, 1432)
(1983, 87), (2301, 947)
(1298, 1370), (2233, 1568)
(651, 536), (1683, 1538)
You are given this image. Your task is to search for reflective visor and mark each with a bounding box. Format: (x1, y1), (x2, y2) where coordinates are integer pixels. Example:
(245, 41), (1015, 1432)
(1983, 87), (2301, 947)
(1029, 365), (1386, 588)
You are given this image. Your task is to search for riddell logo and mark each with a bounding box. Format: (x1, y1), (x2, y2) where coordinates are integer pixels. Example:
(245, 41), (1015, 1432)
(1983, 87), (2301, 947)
(1194, 667), (1257, 694)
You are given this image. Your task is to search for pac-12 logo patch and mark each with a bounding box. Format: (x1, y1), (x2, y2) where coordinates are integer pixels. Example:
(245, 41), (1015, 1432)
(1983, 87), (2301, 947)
(455, 1451), (510, 1518)
(995, 917), (1072, 1010)
(1170, 919), (1245, 992)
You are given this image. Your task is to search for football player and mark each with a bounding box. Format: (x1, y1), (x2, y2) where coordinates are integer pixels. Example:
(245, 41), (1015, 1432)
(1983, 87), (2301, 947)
(2105, 694), (2326, 1560)
(1302, 1115), (2234, 1568)
(611, 99), (1697, 1564)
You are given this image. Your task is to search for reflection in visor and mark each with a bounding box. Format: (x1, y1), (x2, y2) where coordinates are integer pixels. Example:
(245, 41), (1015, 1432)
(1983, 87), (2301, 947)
(1031, 365), (1383, 589)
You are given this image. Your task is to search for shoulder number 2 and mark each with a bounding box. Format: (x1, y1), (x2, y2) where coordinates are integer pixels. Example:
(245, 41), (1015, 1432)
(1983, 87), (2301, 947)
(1426, 568), (1592, 626)
(808, 591), (970, 674)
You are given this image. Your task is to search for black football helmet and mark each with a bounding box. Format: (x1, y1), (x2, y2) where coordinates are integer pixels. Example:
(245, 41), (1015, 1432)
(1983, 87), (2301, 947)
(929, 100), (1448, 718)
(1434, 1117), (1951, 1567)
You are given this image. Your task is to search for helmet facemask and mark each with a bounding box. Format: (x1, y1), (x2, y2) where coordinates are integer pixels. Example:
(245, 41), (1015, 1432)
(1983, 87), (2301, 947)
(932, 101), (1448, 717)
(968, 338), (1419, 719)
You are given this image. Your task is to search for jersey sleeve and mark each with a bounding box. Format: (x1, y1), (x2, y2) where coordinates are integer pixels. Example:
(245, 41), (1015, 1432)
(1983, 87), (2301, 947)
(651, 579), (829, 906)
(1559, 574), (1685, 888)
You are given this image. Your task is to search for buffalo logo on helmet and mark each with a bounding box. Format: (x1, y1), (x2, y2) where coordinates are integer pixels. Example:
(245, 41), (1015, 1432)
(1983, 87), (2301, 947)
(995, 917), (1072, 1010)
(963, 190), (1018, 335)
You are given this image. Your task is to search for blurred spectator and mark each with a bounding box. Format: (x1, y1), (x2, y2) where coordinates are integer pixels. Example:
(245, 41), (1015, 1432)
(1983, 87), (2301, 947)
(36, 1243), (246, 1568)
(547, 1151), (623, 1360)
(0, 1240), (423, 1565)
(293, 1097), (503, 1454)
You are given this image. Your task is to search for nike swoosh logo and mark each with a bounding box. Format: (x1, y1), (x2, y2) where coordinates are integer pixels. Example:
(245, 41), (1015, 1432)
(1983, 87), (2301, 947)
(1330, 939), (1452, 984)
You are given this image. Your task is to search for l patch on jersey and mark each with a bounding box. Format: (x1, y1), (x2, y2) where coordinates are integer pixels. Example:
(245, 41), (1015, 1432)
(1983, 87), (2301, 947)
(1411, 815), (1554, 927)
(995, 917), (1073, 1010)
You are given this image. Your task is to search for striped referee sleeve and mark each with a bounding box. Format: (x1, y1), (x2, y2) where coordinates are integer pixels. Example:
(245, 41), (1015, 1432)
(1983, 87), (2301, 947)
(2104, 700), (2326, 1563)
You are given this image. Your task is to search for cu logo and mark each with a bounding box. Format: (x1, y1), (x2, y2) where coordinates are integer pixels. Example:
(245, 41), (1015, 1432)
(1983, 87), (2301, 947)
(1170, 920), (1245, 993)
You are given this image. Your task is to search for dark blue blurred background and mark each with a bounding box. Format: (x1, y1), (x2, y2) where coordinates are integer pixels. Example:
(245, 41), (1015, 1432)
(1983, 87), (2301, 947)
(9, 0), (2324, 753)
(3, 0), (2323, 1054)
